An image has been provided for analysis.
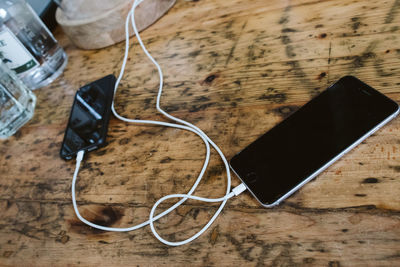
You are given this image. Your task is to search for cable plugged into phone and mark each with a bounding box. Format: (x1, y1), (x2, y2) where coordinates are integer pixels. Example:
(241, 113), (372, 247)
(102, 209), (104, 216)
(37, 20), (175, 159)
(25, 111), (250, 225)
(232, 183), (247, 196)
(68, 0), (249, 246)
(76, 150), (84, 162)
(72, 149), (247, 246)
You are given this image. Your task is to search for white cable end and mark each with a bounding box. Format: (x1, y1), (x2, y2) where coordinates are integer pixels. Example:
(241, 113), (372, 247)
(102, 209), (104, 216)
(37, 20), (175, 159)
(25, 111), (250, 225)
(232, 183), (247, 196)
(76, 150), (85, 162)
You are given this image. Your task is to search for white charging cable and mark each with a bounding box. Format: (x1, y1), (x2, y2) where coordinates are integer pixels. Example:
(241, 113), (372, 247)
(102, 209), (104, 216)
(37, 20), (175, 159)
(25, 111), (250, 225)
(71, 0), (247, 246)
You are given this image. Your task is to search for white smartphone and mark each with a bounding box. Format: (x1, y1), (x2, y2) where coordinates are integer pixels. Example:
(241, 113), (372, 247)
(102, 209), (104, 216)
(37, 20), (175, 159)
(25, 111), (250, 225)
(230, 76), (399, 207)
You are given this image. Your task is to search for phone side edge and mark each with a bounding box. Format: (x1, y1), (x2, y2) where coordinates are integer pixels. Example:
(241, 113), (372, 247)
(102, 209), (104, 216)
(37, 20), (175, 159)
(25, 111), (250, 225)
(59, 90), (80, 160)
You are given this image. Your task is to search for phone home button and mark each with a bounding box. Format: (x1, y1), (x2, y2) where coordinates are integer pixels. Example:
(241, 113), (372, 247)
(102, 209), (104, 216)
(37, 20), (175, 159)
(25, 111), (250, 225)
(245, 172), (258, 184)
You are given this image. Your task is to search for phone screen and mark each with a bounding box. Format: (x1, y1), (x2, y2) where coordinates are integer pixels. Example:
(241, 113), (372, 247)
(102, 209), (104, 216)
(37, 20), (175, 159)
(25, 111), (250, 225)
(60, 75), (116, 160)
(230, 76), (399, 207)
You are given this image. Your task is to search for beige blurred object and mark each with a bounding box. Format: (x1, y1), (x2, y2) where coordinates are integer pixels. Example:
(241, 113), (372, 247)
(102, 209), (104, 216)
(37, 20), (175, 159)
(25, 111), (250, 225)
(55, 0), (176, 49)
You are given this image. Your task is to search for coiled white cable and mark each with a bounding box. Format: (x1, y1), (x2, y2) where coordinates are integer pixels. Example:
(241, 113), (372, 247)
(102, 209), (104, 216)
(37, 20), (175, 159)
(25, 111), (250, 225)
(71, 0), (246, 246)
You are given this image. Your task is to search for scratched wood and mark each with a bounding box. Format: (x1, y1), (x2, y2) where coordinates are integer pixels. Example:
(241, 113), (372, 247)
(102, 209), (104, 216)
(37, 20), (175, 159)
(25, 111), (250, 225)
(1, 0), (400, 266)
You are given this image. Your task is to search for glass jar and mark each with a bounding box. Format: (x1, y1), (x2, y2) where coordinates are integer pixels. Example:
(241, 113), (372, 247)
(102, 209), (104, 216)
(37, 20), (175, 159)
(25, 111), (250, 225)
(0, 0), (67, 90)
(0, 60), (36, 138)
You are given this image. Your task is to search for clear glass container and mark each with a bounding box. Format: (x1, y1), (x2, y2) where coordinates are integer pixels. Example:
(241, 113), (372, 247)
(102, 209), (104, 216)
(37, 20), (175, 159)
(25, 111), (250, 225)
(0, 0), (67, 90)
(0, 61), (36, 138)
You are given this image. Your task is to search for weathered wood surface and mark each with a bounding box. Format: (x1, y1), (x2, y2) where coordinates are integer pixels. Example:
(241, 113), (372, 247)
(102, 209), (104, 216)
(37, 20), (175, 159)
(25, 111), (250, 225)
(1, 0), (400, 265)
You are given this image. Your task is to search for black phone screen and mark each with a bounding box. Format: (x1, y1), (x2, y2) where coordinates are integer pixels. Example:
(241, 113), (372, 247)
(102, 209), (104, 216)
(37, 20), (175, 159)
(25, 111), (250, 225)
(60, 75), (116, 160)
(230, 76), (399, 206)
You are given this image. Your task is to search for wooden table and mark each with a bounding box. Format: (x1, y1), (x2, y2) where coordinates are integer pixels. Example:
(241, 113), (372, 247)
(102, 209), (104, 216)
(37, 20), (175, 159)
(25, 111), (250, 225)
(1, 0), (399, 265)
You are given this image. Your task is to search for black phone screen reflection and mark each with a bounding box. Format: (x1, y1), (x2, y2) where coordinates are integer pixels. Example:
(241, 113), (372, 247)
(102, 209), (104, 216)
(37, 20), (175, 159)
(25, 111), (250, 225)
(230, 76), (399, 205)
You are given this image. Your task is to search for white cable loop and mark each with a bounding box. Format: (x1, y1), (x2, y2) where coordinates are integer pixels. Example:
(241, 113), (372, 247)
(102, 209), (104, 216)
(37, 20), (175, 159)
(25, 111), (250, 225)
(71, 0), (246, 246)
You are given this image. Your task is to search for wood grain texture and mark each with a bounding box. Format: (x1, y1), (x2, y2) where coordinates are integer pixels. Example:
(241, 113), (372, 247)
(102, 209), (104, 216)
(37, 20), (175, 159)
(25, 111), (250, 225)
(1, 0), (400, 266)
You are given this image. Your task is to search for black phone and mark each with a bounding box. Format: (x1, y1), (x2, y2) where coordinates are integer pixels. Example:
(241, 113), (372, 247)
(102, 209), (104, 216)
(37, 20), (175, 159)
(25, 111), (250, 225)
(230, 76), (399, 207)
(60, 75), (116, 160)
